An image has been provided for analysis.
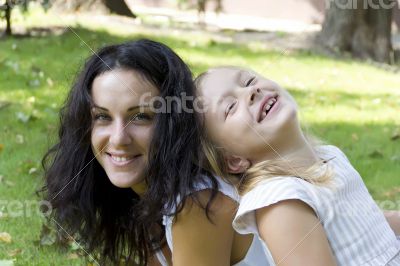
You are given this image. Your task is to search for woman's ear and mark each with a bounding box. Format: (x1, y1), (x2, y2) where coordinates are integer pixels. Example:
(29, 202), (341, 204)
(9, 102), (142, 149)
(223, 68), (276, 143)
(226, 155), (251, 174)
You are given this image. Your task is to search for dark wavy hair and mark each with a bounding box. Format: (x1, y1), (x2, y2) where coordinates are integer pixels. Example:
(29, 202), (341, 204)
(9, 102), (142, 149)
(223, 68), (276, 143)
(41, 39), (218, 265)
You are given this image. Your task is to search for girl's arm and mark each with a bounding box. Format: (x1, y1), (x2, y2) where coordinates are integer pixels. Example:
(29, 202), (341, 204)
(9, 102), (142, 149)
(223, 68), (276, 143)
(256, 199), (337, 266)
(384, 210), (400, 236)
(172, 190), (237, 266)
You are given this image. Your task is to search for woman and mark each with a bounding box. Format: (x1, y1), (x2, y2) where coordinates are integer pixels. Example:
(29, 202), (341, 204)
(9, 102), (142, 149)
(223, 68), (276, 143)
(42, 39), (268, 265)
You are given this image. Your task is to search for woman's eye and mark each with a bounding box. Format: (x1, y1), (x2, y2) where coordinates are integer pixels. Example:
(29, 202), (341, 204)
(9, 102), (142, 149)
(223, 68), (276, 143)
(93, 113), (110, 121)
(131, 113), (153, 122)
(245, 77), (256, 87)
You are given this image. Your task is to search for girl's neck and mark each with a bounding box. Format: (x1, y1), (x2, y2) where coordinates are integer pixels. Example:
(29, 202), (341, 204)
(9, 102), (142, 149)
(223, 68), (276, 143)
(256, 133), (320, 170)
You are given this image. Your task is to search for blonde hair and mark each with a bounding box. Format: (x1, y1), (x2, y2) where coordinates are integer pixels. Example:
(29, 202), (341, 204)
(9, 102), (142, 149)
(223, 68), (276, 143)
(195, 68), (333, 195)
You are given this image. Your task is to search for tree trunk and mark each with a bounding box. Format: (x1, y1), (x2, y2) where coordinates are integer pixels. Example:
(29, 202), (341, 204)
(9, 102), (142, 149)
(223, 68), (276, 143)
(4, 2), (12, 36)
(52, 0), (136, 18)
(103, 0), (136, 18)
(319, 0), (394, 63)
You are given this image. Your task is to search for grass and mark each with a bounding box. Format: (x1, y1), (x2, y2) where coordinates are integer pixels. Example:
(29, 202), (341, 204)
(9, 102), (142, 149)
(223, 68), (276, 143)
(0, 8), (400, 265)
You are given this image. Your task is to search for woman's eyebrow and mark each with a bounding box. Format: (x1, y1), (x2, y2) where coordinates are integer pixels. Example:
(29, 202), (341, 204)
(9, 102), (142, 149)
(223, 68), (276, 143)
(92, 104), (150, 112)
(92, 105), (108, 111)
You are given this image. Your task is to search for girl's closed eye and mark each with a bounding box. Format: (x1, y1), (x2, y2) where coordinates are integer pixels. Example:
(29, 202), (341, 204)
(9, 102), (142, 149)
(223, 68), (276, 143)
(225, 100), (237, 118)
(245, 76), (256, 87)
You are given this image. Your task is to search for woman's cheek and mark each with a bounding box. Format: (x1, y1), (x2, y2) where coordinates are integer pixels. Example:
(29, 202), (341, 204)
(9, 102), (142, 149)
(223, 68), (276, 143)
(91, 126), (109, 152)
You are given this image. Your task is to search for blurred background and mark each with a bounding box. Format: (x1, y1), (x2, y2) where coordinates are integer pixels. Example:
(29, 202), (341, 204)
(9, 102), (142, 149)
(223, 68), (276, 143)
(0, 0), (399, 265)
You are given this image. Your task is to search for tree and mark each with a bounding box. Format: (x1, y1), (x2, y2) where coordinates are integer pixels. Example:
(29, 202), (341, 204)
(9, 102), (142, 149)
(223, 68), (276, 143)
(52, 0), (136, 18)
(1, 0), (19, 36)
(178, 0), (223, 15)
(319, 0), (395, 63)
(1, 0), (50, 36)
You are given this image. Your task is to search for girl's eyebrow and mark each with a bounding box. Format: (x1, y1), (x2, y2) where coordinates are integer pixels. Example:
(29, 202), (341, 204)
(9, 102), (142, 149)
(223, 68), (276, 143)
(216, 69), (245, 105)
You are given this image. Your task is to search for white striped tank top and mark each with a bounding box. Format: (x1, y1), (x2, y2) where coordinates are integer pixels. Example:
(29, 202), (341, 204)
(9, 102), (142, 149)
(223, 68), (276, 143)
(233, 145), (400, 265)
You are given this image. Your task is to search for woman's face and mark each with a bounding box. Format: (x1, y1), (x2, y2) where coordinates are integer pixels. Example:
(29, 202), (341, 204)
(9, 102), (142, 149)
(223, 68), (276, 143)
(90, 68), (158, 194)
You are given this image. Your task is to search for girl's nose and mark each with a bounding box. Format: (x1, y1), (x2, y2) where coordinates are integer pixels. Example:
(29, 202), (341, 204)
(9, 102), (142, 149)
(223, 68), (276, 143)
(109, 121), (132, 147)
(247, 86), (261, 106)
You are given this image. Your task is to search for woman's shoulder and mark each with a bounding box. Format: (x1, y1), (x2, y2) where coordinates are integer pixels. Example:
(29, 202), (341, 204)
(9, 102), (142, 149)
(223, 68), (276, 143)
(189, 174), (240, 202)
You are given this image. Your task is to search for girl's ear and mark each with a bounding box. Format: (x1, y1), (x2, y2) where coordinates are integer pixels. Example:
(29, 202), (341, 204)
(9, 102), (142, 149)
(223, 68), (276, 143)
(226, 155), (251, 174)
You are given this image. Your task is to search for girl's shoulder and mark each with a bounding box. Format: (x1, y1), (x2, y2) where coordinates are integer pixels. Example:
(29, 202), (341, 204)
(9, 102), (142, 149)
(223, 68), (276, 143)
(316, 145), (350, 163)
(234, 176), (320, 234)
(239, 176), (316, 212)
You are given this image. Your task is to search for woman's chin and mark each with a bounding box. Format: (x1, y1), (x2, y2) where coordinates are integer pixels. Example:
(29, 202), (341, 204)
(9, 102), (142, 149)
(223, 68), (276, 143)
(108, 173), (143, 189)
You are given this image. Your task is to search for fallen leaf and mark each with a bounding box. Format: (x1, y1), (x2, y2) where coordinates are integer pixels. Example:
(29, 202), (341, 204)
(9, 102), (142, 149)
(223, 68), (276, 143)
(38, 224), (56, 246)
(351, 133), (359, 141)
(0, 260), (14, 266)
(0, 211), (8, 219)
(67, 253), (79, 259)
(70, 241), (80, 251)
(4, 180), (15, 187)
(28, 79), (40, 88)
(391, 131), (400, 141)
(16, 112), (31, 123)
(7, 248), (22, 257)
(46, 78), (54, 87)
(0, 144), (3, 153)
(15, 135), (24, 144)
(0, 101), (11, 110)
(390, 155), (400, 162)
(368, 150), (384, 159)
(0, 232), (12, 243)
(28, 168), (37, 175)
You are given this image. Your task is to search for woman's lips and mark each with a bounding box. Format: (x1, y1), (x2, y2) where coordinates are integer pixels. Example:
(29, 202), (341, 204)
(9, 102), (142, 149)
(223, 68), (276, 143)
(106, 153), (142, 166)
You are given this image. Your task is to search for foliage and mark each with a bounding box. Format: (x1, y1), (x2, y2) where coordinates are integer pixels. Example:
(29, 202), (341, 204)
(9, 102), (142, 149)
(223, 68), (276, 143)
(0, 0), (51, 35)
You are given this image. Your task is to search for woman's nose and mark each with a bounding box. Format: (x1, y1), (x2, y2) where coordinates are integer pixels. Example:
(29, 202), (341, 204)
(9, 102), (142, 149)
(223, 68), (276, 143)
(109, 121), (132, 147)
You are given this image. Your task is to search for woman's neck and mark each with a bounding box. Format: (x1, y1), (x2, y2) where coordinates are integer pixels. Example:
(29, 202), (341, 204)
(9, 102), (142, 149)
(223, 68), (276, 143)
(132, 181), (147, 197)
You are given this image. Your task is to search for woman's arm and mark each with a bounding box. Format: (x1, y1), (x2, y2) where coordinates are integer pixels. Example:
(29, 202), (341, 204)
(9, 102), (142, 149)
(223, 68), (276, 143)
(384, 210), (400, 236)
(256, 199), (337, 266)
(172, 190), (237, 266)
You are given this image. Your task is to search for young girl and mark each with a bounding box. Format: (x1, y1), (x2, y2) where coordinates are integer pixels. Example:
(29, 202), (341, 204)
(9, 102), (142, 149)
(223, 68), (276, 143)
(42, 41), (270, 266)
(195, 66), (400, 265)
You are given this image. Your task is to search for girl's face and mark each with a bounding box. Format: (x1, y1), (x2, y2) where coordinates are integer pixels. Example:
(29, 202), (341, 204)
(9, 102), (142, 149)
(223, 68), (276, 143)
(198, 67), (300, 163)
(91, 68), (157, 194)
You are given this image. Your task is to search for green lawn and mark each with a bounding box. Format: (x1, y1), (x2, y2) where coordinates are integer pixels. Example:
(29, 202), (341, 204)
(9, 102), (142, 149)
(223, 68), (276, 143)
(0, 9), (400, 265)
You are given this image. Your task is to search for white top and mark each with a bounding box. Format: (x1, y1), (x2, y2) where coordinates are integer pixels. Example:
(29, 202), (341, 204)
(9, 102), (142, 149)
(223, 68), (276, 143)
(161, 175), (271, 266)
(233, 145), (400, 266)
